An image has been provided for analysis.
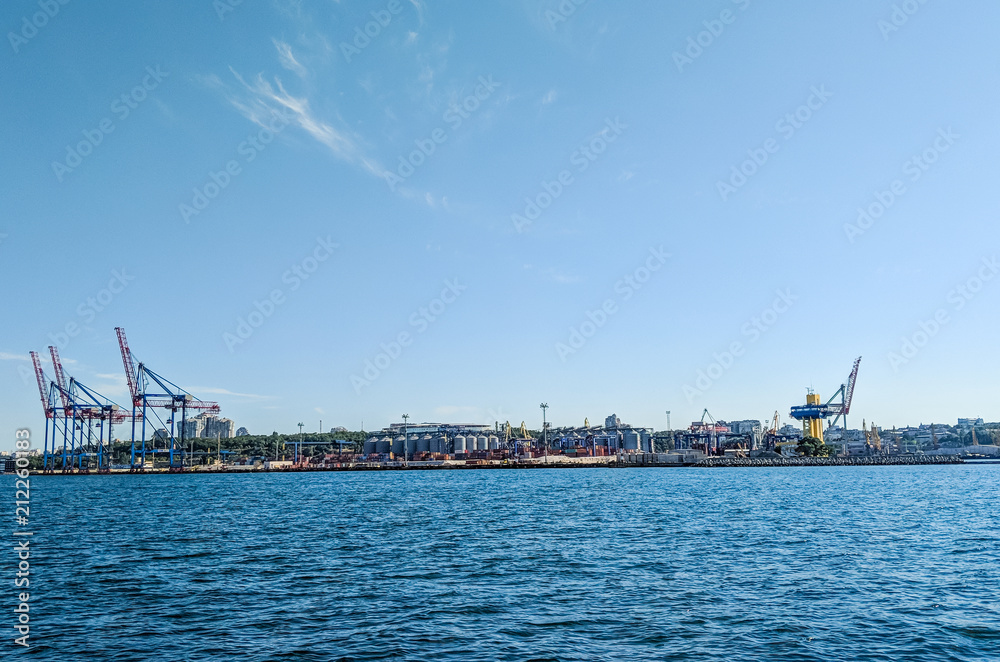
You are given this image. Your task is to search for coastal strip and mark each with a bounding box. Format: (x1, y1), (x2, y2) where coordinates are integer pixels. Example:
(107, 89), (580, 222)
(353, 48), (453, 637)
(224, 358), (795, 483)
(17, 453), (970, 476)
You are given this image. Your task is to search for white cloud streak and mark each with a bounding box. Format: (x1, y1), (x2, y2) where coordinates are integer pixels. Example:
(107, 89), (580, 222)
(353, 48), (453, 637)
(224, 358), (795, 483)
(227, 66), (385, 178)
(273, 38), (307, 78)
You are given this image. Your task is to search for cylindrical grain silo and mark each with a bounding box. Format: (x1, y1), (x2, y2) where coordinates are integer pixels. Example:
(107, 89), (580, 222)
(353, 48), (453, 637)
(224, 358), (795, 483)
(453, 435), (466, 453)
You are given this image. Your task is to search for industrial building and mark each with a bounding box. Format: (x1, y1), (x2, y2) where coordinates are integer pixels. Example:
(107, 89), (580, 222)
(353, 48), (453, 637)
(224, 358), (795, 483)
(363, 423), (501, 458)
(362, 414), (654, 460)
(548, 414), (653, 454)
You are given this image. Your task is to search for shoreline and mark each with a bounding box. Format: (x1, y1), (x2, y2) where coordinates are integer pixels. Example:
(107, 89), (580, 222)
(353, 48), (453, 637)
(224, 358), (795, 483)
(17, 454), (972, 475)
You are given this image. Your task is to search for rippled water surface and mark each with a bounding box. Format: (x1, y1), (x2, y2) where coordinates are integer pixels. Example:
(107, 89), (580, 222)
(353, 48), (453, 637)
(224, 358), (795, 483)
(18, 465), (1000, 661)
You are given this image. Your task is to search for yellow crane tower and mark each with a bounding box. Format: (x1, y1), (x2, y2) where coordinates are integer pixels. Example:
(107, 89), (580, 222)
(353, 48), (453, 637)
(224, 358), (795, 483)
(789, 357), (862, 443)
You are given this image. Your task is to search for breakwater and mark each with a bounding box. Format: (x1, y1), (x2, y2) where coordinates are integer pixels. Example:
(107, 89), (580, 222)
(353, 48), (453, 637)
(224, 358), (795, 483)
(696, 455), (965, 468)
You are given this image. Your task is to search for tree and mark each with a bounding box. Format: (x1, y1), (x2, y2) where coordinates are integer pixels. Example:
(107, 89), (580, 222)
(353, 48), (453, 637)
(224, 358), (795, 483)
(796, 436), (833, 457)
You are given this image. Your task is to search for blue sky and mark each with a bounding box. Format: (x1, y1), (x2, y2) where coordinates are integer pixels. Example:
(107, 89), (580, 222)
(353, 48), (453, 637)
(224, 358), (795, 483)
(2, 0), (998, 451)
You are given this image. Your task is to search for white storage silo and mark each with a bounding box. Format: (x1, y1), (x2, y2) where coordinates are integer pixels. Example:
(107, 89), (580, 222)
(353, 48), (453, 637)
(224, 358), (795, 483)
(623, 430), (639, 451)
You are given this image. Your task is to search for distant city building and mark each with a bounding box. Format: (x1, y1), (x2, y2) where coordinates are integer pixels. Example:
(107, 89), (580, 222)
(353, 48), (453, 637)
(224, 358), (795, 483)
(778, 424), (803, 439)
(332, 426), (348, 432)
(178, 417), (204, 439)
(957, 418), (985, 428)
(236, 427), (249, 437)
(174, 414), (236, 439)
(725, 420), (762, 435)
(199, 414), (236, 439)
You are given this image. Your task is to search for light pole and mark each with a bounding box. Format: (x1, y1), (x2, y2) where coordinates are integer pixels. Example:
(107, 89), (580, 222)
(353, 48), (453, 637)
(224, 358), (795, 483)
(401, 414), (409, 466)
(297, 422), (304, 465)
(540, 403), (548, 461)
(666, 410), (671, 451)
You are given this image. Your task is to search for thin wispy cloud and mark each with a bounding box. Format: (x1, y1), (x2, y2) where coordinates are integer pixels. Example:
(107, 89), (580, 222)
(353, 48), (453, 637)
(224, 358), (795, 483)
(273, 39), (307, 78)
(188, 386), (272, 400)
(409, 0), (426, 26)
(225, 67), (385, 178)
(547, 268), (580, 284)
(1, 352), (77, 365)
(0, 352), (30, 361)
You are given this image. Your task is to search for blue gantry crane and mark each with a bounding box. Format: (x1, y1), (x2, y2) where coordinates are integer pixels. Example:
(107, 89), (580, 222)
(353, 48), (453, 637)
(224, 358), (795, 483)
(116, 327), (220, 470)
(31, 347), (136, 473)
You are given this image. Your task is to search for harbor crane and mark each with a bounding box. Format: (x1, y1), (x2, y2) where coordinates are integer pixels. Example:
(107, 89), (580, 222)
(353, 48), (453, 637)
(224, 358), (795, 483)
(789, 357), (862, 443)
(700, 408), (719, 453)
(51, 346), (138, 472)
(32, 348), (136, 472)
(116, 327), (220, 470)
(30, 351), (62, 473)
